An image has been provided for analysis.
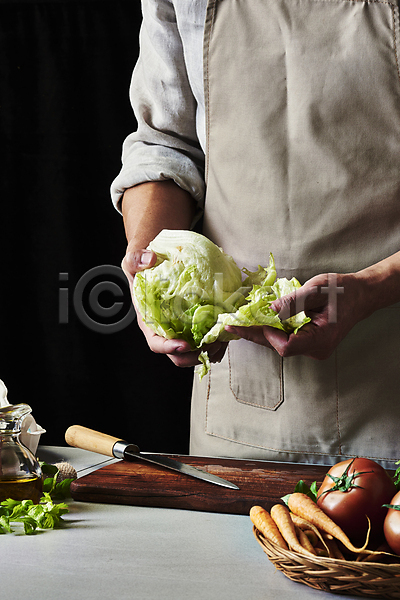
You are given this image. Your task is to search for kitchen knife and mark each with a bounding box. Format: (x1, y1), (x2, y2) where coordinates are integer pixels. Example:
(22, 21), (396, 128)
(65, 425), (239, 490)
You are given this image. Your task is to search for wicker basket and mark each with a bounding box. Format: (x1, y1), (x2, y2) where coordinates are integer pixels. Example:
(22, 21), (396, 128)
(253, 526), (400, 599)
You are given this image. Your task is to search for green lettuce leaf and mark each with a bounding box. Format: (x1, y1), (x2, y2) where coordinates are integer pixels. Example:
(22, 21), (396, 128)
(200, 259), (310, 347)
(196, 351), (211, 382)
(133, 230), (245, 347)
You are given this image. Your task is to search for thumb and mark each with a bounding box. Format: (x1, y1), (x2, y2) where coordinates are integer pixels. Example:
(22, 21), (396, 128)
(270, 291), (298, 321)
(121, 250), (157, 283)
(270, 282), (320, 319)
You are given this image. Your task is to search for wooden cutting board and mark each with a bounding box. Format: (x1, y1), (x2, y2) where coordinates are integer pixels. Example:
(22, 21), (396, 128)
(70, 455), (331, 514)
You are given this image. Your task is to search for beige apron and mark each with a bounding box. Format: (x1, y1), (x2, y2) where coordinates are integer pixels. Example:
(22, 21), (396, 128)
(190, 0), (400, 468)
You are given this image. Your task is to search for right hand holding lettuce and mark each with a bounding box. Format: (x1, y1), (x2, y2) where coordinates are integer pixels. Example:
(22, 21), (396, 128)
(132, 230), (310, 378)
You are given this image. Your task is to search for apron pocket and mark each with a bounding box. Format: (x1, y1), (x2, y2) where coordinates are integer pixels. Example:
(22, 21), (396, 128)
(196, 343), (341, 459)
(229, 339), (283, 410)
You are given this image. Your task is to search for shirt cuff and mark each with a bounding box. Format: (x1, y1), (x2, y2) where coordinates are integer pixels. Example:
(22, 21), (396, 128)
(110, 144), (205, 215)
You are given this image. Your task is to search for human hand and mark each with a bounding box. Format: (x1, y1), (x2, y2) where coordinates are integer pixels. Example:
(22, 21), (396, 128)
(225, 272), (364, 360)
(121, 247), (228, 368)
(135, 311), (228, 367)
(121, 247), (158, 284)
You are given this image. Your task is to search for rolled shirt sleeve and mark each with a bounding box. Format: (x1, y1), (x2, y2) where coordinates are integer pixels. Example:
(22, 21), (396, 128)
(111, 0), (206, 213)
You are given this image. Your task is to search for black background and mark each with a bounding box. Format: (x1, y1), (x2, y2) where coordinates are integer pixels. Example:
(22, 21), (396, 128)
(0, 0), (193, 453)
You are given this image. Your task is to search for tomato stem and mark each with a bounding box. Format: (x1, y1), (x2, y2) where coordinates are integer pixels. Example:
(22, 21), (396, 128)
(317, 458), (373, 500)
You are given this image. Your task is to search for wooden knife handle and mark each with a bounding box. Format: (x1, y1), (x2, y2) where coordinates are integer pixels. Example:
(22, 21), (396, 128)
(65, 425), (122, 458)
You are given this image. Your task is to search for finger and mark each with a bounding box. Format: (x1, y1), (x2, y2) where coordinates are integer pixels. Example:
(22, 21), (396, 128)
(169, 341), (228, 368)
(270, 284), (321, 319)
(270, 273), (345, 319)
(139, 322), (200, 367)
(264, 322), (333, 359)
(136, 307), (224, 366)
(121, 249), (157, 282)
(262, 326), (300, 356)
(168, 345), (210, 368)
(143, 329), (192, 356)
(225, 325), (275, 349)
(203, 341), (228, 363)
(270, 292), (297, 320)
(261, 326), (290, 352)
(167, 350), (202, 368)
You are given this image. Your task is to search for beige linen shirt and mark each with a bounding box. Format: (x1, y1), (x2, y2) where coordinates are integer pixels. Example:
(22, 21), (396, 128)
(111, 0), (208, 210)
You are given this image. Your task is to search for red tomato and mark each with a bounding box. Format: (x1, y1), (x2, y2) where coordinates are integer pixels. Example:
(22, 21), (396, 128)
(317, 458), (396, 545)
(384, 491), (400, 555)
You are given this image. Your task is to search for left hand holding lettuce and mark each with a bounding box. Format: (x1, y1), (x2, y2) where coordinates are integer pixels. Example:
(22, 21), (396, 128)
(132, 230), (310, 379)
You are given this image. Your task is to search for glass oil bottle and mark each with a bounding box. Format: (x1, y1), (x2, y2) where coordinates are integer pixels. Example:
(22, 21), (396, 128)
(0, 404), (43, 503)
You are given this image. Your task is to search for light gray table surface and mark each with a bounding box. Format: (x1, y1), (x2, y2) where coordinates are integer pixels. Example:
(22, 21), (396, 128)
(0, 446), (361, 600)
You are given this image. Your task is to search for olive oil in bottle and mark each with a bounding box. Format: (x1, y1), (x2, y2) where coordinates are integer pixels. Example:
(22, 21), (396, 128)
(0, 475), (43, 504)
(0, 404), (43, 503)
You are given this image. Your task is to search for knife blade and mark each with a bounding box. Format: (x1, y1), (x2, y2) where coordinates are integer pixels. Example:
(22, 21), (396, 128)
(65, 425), (239, 490)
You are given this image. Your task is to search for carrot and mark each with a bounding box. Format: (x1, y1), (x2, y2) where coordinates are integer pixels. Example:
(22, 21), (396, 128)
(287, 493), (370, 554)
(295, 526), (317, 555)
(290, 513), (330, 554)
(270, 504), (315, 556)
(357, 542), (394, 563)
(322, 533), (345, 560)
(303, 529), (318, 546)
(249, 506), (288, 550)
